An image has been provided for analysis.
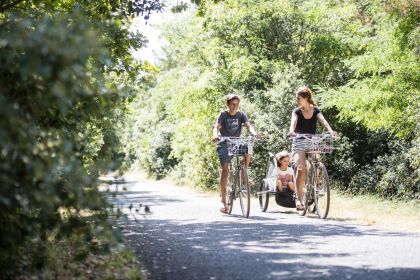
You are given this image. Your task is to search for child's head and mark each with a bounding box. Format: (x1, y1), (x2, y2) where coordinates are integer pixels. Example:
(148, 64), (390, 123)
(275, 150), (290, 168)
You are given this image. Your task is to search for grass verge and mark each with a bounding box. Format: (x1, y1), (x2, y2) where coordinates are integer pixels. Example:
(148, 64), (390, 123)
(328, 189), (420, 233)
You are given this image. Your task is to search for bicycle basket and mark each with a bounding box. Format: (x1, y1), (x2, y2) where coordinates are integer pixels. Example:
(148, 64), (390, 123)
(307, 135), (333, 153)
(226, 138), (254, 156)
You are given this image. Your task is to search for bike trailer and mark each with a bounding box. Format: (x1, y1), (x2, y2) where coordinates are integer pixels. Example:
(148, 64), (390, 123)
(275, 190), (296, 208)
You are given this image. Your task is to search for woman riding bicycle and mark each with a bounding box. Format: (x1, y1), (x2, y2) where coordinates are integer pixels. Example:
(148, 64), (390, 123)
(212, 94), (260, 214)
(288, 86), (336, 211)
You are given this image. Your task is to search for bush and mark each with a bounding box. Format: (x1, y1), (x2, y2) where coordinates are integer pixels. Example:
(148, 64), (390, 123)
(347, 140), (419, 199)
(0, 11), (120, 269)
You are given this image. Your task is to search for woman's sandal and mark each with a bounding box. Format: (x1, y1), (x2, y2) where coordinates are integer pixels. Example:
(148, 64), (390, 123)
(295, 200), (304, 211)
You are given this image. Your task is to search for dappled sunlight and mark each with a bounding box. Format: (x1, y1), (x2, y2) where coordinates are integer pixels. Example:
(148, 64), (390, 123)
(101, 173), (420, 279)
(121, 217), (419, 279)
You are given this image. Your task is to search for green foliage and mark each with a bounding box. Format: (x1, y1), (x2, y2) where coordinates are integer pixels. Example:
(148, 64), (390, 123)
(347, 140), (419, 199)
(0, 0), (165, 274)
(0, 12), (110, 260)
(244, 66), (305, 185)
(319, 1), (419, 139)
(6, 223), (141, 279)
(124, 0), (419, 202)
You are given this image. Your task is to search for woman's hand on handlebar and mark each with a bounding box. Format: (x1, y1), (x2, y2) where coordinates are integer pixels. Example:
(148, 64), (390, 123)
(329, 130), (339, 139)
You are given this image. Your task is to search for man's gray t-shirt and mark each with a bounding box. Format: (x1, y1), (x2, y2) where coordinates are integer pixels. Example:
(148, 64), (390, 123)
(217, 111), (249, 137)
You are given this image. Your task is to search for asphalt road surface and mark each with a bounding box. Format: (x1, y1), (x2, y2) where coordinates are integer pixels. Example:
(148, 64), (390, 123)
(104, 174), (420, 280)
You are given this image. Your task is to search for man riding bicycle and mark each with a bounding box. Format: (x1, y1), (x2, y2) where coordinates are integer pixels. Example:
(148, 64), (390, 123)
(212, 94), (260, 214)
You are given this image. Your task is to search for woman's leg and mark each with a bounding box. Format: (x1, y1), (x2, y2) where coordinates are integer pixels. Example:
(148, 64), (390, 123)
(293, 151), (306, 206)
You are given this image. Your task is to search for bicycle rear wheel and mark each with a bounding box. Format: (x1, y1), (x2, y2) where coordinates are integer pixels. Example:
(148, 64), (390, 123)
(314, 162), (330, 219)
(238, 166), (250, 218)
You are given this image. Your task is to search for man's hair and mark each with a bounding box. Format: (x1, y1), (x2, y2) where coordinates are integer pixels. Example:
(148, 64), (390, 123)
(226, 94), (240, 104)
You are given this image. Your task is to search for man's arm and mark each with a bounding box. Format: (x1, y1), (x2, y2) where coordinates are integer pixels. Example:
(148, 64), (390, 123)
(212, 120), (221, 142)
(244, 122), (260, 138)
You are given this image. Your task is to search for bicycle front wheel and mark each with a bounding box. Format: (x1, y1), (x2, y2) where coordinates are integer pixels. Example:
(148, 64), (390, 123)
(227, 169), (235, 214)
(306, 163), (316, 214)
(238, 167), (250, 218)
(314, 162), (330, 219)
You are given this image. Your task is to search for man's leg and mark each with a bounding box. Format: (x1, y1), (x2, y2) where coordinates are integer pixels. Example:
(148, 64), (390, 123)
(244, 154), (251, 168)
(220, 162), (229, 209)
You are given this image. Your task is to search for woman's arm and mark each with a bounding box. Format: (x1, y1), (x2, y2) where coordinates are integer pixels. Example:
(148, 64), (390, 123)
(289, 112), (298, 135)
(317, 113), (334, 134)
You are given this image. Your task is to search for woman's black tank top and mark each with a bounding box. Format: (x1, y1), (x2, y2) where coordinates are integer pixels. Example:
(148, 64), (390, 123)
(293, 107), (320, 134)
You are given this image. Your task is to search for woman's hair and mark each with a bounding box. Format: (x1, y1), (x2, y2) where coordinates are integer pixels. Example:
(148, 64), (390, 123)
(295, 86), (316, 106)
(275, 150), (290, 163)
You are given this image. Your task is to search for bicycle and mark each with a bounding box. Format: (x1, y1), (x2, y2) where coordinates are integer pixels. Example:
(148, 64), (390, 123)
(219, 136), (256, 218)
(291, 133), (336, 219)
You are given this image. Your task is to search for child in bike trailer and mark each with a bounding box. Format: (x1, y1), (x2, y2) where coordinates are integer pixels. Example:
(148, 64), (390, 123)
(212, 94), (260, 214)
(288, 86), (336, 211)
(275, 151), (295, 193)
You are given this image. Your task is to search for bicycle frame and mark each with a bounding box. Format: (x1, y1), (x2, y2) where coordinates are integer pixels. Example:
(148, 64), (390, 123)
(228, 156), (244, 198)
(304, 154), (317, 211)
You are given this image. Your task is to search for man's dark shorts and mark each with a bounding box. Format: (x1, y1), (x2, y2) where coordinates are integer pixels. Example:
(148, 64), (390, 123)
(217, 142), (230, 165)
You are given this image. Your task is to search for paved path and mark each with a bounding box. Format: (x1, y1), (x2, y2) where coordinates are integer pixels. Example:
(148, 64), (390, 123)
(103, 174), (420, 280)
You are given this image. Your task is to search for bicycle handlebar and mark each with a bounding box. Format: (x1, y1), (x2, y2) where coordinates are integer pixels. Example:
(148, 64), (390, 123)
(218, 136), (257, 143)
(289, 132), (339, 140)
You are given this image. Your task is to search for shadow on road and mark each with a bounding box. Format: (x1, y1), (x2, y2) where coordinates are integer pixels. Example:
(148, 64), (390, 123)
(120, 217), (418, 280)
(102, 176), (419, 280)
